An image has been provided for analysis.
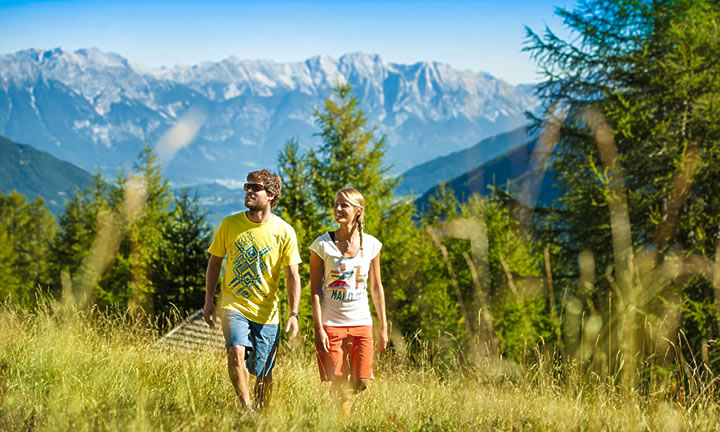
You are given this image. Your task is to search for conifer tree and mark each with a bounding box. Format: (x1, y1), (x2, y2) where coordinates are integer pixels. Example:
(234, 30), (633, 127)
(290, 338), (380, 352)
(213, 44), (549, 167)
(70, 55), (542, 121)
(127, 143), (171, 315)
(277, 137), (321, 249)
(0, 191), (56, 306)
(308, 83), (397, 233)
(50, 171), (132, 309)
(277, 84), (400, 325)
(94, 170), (132, 308)
(52, 146), (173, 313)
(0, 230), (19, 297)
(49, 172), (110, 303)
(152, 187), (212, 318)
(526, 1), (720, 370)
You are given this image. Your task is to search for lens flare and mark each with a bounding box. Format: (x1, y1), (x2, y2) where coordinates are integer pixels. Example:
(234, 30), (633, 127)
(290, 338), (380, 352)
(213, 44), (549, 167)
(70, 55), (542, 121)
(155, 107), (207, 166)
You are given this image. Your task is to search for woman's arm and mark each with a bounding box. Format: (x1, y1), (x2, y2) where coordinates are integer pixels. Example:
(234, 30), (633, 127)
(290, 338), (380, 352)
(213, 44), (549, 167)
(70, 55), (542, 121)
(310, 251), (330, 352)
(368, 252), (388, 352)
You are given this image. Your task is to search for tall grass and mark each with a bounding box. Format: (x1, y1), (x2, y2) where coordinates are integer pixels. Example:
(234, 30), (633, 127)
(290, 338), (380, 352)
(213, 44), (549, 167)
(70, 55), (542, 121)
(1, 300), (718, 431)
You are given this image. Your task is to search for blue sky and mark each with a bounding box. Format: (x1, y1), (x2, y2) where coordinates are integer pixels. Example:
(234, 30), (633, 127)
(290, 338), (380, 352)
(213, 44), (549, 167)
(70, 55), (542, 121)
(0, 0), (577, 85)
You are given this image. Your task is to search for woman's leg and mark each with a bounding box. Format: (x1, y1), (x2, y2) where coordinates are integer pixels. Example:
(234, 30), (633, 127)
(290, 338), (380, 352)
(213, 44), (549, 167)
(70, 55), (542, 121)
(349, 326), (374, 393)
(317, 326), (353, 413)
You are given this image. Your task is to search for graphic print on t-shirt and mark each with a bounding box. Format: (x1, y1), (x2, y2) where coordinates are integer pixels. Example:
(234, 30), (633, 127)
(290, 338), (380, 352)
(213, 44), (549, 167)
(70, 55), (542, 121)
(228, 231), (273, 300)
(327, 259), (366, 302)
(329, 261), (352, 290)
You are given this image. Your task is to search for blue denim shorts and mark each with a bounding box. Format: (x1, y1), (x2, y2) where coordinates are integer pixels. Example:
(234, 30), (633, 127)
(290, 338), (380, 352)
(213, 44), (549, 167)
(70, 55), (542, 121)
(221, 308), (280, 377)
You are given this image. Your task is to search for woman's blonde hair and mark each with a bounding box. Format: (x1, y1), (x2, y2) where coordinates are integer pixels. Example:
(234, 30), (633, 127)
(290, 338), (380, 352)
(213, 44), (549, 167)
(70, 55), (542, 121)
(336, 188), (365, 254)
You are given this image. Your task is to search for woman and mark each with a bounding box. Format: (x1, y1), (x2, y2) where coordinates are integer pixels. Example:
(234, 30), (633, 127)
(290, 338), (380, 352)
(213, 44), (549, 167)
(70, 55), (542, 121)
(309, 187), (388, 399)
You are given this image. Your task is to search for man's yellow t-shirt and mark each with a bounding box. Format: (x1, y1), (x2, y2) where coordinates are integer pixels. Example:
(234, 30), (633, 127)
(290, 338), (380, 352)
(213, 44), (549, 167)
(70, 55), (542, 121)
(208, 212), (301, 324)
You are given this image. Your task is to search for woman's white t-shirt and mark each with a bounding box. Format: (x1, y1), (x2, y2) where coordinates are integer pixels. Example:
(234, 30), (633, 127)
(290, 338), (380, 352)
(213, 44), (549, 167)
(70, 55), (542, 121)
(309, 232), (382, 327)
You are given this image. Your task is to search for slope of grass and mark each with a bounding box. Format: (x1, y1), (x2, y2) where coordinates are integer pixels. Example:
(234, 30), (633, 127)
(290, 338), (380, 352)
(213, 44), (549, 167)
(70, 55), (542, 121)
(0, 302), (717, 431)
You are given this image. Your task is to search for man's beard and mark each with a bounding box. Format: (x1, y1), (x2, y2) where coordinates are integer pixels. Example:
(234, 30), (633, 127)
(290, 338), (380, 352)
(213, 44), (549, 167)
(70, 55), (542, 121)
(245, 198), (266, 211)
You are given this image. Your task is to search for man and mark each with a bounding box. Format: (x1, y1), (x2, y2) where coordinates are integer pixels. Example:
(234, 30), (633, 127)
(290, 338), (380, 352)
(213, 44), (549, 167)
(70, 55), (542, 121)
(203, 168), (302, 411)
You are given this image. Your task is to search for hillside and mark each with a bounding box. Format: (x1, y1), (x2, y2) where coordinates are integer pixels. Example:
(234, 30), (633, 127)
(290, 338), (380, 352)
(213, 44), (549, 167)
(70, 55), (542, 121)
(396, 126), (533, 197)
(415, 137), (559, 211)
(0, 135), (92, 215)
(0, 133), (243, 224)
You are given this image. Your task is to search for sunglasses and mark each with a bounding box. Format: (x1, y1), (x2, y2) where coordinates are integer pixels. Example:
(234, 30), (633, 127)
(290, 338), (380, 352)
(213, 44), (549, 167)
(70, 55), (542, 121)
(243, 183), (267, 192)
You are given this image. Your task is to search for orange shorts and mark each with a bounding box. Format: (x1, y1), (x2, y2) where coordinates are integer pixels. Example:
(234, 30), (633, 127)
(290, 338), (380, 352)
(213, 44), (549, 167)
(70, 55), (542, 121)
(317, 325), (374, 381)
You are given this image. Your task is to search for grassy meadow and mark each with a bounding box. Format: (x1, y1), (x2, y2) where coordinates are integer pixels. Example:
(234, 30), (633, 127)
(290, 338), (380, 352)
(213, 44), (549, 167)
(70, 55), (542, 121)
(1, 301), (718, 431)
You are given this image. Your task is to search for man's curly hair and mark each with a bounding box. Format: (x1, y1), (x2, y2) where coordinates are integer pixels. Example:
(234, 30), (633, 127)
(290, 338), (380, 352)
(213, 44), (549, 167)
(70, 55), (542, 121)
(248, 169), (282, 208)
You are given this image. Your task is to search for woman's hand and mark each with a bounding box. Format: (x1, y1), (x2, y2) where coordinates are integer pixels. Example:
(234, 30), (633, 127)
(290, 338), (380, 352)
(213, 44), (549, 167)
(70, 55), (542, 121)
(377, 326), (388, 352)
(315, 327), (331, 352)
(368, 252), (388, 353)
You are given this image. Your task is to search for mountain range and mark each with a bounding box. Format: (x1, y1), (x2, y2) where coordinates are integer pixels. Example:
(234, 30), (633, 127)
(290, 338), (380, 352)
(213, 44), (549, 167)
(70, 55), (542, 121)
(0, 48), (539, 184)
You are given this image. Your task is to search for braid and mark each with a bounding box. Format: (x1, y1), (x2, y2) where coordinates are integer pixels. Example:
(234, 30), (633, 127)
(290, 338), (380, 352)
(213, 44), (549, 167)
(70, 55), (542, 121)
(357, 215), (364, 257)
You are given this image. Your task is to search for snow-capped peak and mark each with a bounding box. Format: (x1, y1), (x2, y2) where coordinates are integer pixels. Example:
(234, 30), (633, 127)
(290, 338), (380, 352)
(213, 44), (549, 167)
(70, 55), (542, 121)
(0, 46), (539, 182)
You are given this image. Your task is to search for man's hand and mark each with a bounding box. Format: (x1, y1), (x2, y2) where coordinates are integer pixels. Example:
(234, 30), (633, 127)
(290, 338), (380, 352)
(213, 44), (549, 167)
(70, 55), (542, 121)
(284, 264), (301, 342)
(204, 255), (223, 328)
(203, 302), (216, 328)
(285, 315), (299, 341)
(377, 327), (388, 352)
(315, 326), (330, 352)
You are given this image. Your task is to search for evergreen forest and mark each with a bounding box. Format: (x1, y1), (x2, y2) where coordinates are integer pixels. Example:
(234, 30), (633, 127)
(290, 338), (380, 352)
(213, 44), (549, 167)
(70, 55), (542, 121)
(2, 0), (720, 416)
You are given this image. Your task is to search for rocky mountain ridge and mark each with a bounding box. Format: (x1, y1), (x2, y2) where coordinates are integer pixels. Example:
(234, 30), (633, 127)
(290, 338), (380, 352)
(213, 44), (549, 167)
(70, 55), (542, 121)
(0, 48), (539, 183)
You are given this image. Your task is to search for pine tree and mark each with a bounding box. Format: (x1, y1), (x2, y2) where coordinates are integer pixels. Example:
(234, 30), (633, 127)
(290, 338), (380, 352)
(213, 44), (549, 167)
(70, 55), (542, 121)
(0, 191), (56, 307)
(94, 169), (132, 309)
(479, 196), (551, 360)
(52, 145), (172, 314)
(308, 82), (398, 234)
(0, 230), (19, 298)
(49, 172), (112, 305)
(127, 144), (171, 315)
(277, 137), (322, 249)
(152, 187), (212, 318)
(276, 83), (400, 327)
(414, 188), (549, 359)
(525, 0), (720, 373)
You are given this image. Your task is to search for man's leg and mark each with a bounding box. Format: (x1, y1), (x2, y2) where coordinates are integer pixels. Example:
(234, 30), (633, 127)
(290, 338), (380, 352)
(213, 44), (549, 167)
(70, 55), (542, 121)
(254, 372), (273, 410)
(246, 320), (280, 410)
(228, 345), (253, 407)
(222, 310), (254, 409)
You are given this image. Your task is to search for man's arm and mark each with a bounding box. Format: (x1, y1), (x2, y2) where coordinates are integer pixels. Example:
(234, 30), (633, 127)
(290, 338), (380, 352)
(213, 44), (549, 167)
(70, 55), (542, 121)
(368, 252), (388, 352)
(283, 264), (301, 341)
(203, 254), (224, 327)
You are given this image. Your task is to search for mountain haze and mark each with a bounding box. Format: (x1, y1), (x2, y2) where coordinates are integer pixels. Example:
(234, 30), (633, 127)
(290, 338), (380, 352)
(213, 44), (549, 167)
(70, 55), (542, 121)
(0, 48), (539, 184)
